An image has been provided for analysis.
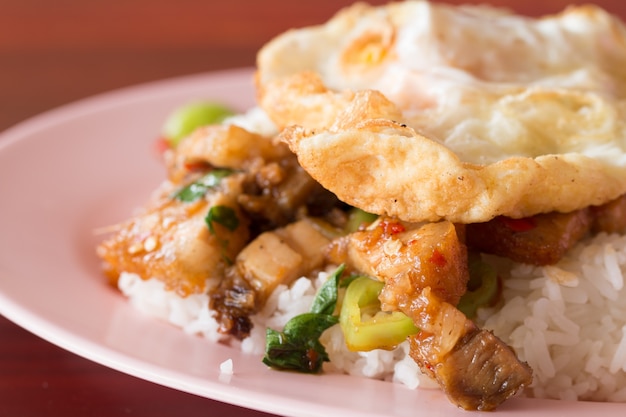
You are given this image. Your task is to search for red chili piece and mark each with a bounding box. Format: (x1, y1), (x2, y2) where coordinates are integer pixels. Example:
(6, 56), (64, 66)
(429, 248), (447, 267)
(154, 137), (171, 154)
(183, 161), (209, 172)
(499, 216), (536, 232)
(381, 220), (406, 236)
(306, 349), (319, 372)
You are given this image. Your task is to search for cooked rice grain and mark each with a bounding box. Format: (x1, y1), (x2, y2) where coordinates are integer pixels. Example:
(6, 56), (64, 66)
(118, 231), (626, 402)
(477, 232), (626, 401)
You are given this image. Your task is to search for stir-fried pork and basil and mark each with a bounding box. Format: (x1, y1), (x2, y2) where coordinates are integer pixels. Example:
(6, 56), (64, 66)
(97, 103), (626, 411)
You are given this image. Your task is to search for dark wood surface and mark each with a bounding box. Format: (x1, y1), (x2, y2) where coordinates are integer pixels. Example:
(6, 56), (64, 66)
(2, 1), (626, 416)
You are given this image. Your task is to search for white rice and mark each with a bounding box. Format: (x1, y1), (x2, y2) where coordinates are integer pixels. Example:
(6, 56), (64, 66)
(118, 272), (227, 344)
(476, 232), (626, 402)
(118, 231), (626, 402)
(118, 267), (434, 390)
(219, 358), (234, 374)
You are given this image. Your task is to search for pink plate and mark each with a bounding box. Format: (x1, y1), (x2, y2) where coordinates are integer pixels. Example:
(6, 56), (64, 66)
(0, 68), (624, 416)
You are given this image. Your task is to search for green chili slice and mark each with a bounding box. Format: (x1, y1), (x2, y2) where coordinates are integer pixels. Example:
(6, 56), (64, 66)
(162, 102), (235, 147)
(345, 208), (378, 233)
(457, 255), (499, 319)
(339, 276), (419, 352)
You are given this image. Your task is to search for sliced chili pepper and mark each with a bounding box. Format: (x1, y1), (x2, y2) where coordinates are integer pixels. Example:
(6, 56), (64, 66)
(339, 276), (419, 352)
(154, 137), (172, 155)
(499, 216), (537, 232)
(380, 219), (406, 236)
(457, 255), (500, 318)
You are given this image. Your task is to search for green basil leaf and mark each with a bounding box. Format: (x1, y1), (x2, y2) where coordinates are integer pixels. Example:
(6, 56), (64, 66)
(283, 313), (339, 341)
(173, 169), (233, 202)
(310, 264), (344, 315)
(263, 314), (338, 373)
(205, 205), (240, 234)
(263, 328), (313, 372)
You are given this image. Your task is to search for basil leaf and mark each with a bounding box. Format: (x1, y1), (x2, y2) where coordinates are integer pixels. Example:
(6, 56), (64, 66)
(263, 265), (345, 374)
(283, 312), (339, 340)
(310, 264), (344, 315)
(205, 205), (240, 234)
(173, 169), (233, 202)
(263, 313), (338, 373)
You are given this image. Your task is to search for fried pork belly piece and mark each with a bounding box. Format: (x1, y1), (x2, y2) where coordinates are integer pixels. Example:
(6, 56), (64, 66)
(333, 218), (532, 411)
(210, 217), (334, 338)
(99, 121), (346, 300)
(98, 124), (287, 296)
(406, 293), (533, 411)
(167, 123), (291, 182)
(258, 2), (626, 223)
(236, 150), (344, 233)
(464, 194), (626, 265)
(169, 123), (343, 232)
(591, 194), (626, 234)
(96, 181), (250, 297)
(466, 209), (593, 265)
(337, 219), (469, 306)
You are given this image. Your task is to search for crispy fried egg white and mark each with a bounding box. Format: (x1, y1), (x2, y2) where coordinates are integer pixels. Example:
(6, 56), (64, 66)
(255, 1), (626, 223)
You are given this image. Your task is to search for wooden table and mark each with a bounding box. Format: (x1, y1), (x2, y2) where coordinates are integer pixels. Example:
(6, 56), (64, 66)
(1, 0), (625, 415)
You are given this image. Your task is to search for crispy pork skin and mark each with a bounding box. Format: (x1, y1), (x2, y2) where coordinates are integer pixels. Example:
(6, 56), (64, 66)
(210, 218), (333, 338)
(591, 194), (626, 234)
(338, 218), (532, 410)
(465, 209), (592, 265)
(407, 292), (532, 411)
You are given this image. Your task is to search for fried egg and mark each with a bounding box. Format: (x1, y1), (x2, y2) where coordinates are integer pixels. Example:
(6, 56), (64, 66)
(255, 1), (626, 223)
